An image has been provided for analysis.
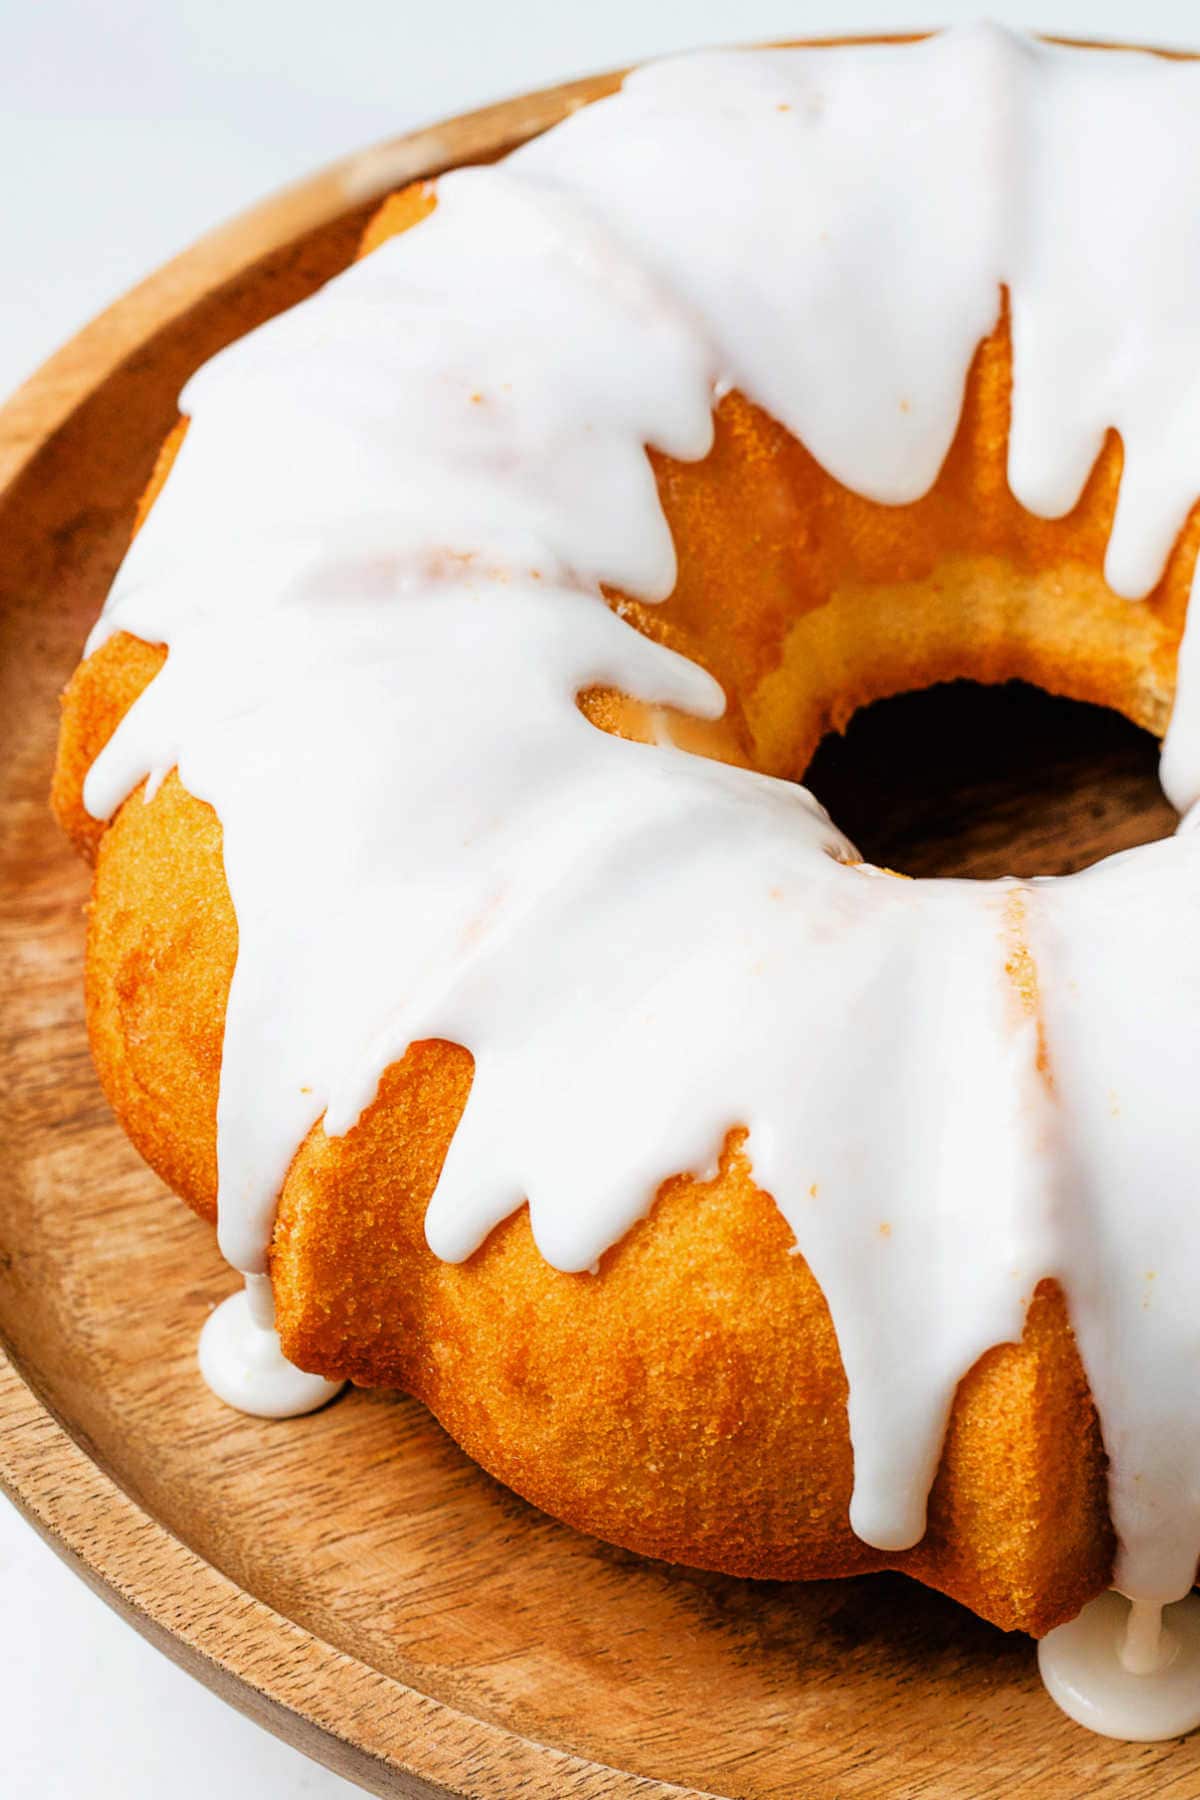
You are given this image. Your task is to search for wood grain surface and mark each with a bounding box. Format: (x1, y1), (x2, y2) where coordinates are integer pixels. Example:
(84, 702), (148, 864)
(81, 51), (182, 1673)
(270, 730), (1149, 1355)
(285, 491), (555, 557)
(0, 61), (1196, 1800)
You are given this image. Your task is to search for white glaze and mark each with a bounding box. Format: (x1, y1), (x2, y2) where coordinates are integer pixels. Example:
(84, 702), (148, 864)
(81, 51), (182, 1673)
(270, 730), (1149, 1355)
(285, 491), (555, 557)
(79, 23), (1200, 1645)
(1120, 1598), (1170, 1678)
(1039, 1592), (1200, 1740)
(198, 1276), (345, 1418)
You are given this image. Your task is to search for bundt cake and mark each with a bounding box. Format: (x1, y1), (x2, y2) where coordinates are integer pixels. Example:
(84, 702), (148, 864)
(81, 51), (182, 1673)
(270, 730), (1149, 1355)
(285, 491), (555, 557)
(49, 21), (1200, 1725)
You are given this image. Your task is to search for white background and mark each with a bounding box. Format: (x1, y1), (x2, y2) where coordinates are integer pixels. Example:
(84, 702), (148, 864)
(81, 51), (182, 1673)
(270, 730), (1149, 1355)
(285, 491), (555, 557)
(5, 1), (1200, 1794)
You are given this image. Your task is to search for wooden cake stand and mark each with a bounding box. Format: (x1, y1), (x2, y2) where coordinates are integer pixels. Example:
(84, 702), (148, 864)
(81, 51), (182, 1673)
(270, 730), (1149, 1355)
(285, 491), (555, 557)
(0, 60), (1190, 1799)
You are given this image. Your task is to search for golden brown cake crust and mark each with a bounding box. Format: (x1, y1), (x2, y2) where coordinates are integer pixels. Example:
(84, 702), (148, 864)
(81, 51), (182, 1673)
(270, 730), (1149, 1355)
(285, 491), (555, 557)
(55, 180), (1200, 1636)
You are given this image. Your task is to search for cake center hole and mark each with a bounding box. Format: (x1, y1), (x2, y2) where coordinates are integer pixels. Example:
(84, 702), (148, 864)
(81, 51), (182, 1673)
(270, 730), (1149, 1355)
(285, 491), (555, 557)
(801, 679), (1178, 880)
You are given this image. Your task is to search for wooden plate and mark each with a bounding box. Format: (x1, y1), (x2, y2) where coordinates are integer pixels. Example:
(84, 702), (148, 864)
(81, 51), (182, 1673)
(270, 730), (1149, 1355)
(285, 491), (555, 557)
(0, 62), (1194, 1800)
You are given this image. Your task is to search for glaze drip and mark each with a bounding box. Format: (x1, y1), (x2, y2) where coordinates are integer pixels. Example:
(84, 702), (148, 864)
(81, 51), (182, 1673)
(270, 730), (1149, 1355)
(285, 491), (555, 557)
(197, 1276), (345, 1418)
(83, 25), (1200, 1606)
